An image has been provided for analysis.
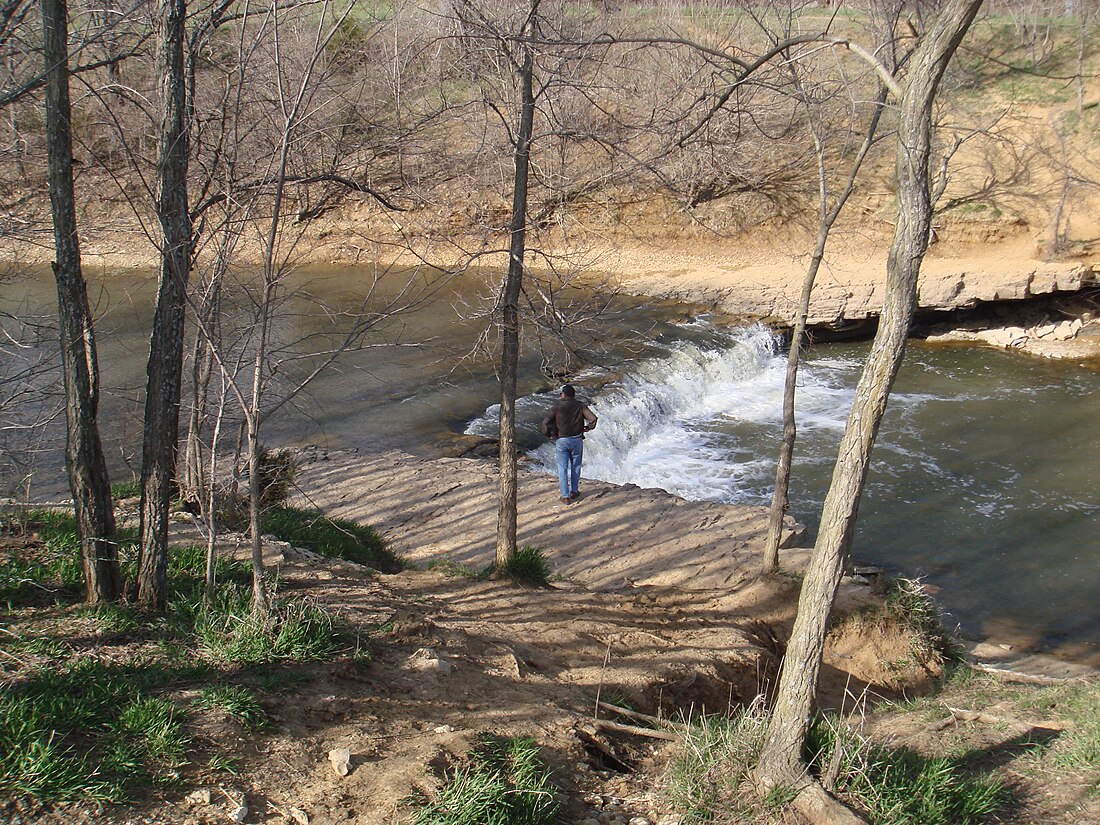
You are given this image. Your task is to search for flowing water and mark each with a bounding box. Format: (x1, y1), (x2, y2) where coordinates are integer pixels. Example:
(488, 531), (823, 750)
(3, 267), (1097, 660)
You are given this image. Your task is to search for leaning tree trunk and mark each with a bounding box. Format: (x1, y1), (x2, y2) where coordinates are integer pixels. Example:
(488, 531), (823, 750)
(761, 87), (888, 575)
(754, 1), (985, 820)
(495, 37), (536, 570)
(42, 0), (121, 603)
(137, 0), (191, 611)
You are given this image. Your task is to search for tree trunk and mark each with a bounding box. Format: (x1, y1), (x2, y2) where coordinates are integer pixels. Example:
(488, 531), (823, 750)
(762, 87), (888, 575)
(42, 0), (121, 603)
(754, 0), (985, 813)
(137, 0), (191, 611)
(181, 322), (215, 508)
(247, 416), (269, 614)
(494, 30), (536, 570)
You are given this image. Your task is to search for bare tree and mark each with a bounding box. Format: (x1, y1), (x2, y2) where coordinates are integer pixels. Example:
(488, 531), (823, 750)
(754, 2), (985, 822)
(135, 0), (192, 610)
(42, 0), (121, 602)
(761, 3), (900, 574)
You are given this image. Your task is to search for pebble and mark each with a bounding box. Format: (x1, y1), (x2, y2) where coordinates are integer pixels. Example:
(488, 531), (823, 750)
(630, 819), (652, 825)
(328, 748), (352, 777)
(186, 789), (212, 806)
(229, 804), (248, 823)
(288, 807), (310, 824)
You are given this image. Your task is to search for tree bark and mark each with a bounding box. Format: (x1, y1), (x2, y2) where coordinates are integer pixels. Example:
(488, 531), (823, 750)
(42, 0), (121, 603)
(137, 0), (191, 610)
(494, 18), (536, 570)
(754, 0), (985, 807)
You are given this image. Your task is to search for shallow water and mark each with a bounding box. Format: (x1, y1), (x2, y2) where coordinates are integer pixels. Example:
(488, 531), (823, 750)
(3, 268), (1097, 660)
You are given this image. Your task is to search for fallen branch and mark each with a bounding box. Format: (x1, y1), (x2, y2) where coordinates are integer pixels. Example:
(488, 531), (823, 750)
(596, 700), (684, 730)
(591, 718), (680, 742)
(575, 725), (634, 772)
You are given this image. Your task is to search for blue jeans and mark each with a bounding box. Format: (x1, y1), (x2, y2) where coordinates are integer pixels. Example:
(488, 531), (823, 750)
(555, 436), (583, 498)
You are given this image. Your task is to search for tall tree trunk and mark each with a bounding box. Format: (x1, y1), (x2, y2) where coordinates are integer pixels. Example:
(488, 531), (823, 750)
(137, 0), (191, 610)
(42, 0), (121, 603)
(494, 28), (536, 569)
(762, 88), (888, 575)
(754, 0), (984, 819)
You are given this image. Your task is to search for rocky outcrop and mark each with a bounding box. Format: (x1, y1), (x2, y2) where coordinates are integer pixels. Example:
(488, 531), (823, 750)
(924, 309), (1100, 359)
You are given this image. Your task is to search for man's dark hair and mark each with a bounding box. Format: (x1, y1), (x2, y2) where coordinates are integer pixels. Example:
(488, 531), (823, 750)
(560, 384), (576, 398)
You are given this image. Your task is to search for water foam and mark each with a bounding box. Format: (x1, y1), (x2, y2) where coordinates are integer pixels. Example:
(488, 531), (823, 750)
(469, 323), (860, 505)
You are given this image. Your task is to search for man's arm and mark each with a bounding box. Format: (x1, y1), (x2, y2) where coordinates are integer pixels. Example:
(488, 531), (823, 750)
(582, 406), (598, 431)
(542, 406), (559, 438)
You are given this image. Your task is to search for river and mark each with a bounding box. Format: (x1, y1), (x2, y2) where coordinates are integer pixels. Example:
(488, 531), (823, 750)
(2, 267), (1097, 662)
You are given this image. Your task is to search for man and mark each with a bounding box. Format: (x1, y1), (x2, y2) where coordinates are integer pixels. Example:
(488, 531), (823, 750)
(542, 384), (598, 504)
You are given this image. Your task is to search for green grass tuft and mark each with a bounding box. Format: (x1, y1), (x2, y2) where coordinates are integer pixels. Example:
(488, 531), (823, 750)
(190, 588), (338, 664)
(497, 545), (552, 587)
(805, 714), (1005, 825)
(409, 734), (558, 825)
(262, 506), (400, 572)
(662, 702), (771, 823)
(426, 557), (489, 579)
(884, 577), (961, 663)
(193, 685), (270, 730)
(111, 479), (141, 499)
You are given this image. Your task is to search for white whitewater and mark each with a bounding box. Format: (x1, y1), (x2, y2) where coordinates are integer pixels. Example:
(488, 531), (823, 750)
(468, 323), (858, 505)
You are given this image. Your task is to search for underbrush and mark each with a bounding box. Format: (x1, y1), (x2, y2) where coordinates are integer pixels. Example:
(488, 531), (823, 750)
(407, 734), (559, 825)
(805, 715), (1004, 825)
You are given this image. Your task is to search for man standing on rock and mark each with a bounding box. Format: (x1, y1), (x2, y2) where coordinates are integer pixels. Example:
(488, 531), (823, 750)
(542, 384), (598, 505)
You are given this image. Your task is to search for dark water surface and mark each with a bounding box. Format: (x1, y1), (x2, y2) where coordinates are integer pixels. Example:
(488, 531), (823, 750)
(3, 266), (1097, 662)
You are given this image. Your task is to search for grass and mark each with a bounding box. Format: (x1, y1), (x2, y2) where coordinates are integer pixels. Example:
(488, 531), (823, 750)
(426, 557), (489, 579)
(662, 700), (771, 823)
(183, 584), (339, 664)
(0, 512), (355, 807)
(111, 479), (141, 499)
(892, 667), (1100, 789)
(262, 506), (400, 572)
(805, 715), (1005, 825)
(0, 510), (141, 605)
(495, 545), (552, 587)
(408, 734), (559, 825)
(0, 511), (85, 602)
(661, 696), (1005, 825)
(882, 577), (961, 664)
(0, 658), (189, 802)
(193, 685), (270, 730)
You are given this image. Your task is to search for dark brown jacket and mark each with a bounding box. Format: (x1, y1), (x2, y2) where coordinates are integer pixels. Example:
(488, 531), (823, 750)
(543, 398), (598, 439)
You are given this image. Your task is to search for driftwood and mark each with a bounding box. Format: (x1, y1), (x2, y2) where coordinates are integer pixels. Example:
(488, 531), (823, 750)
(968, 661), (1080, 685)
(932, 704), (1067, 733)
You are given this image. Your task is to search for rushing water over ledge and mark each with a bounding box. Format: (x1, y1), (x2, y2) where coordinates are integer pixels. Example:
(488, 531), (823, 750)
(468, 322), (1100, 662)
